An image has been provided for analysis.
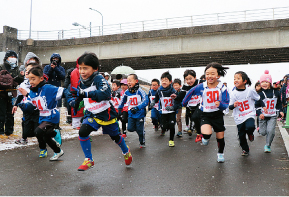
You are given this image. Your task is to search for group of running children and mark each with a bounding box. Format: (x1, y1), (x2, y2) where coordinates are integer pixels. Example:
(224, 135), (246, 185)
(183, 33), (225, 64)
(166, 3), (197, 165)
(15, 51), (282, 171)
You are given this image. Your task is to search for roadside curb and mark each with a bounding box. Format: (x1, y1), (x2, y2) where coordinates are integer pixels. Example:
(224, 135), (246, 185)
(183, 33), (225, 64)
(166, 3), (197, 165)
(277, 121), (289, 157)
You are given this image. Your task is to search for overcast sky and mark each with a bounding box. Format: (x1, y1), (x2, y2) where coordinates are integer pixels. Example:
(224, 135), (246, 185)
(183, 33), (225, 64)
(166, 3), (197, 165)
(1, 0), (289, 33)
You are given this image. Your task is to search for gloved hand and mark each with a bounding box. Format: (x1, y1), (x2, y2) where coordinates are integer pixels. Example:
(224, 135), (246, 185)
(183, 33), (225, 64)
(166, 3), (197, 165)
(71, 87), (87, 99)
(149, 101), (155, 109)
(165, 106), (174, 111)
(130, 107), (138, 114)
(69, 99), (80, 116)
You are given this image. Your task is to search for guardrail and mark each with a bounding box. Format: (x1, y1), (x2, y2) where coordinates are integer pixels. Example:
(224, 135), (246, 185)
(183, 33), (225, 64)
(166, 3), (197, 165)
(17, 6), (289, 40)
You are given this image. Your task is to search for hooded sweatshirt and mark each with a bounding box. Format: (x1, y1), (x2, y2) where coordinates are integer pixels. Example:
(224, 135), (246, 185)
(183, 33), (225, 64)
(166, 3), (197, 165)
(43, 53), (65, 87)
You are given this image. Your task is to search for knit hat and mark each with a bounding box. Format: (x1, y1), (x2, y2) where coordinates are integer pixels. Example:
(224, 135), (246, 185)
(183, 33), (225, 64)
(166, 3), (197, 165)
(120, 79), (127, 85)
(260, 70), (272, 84)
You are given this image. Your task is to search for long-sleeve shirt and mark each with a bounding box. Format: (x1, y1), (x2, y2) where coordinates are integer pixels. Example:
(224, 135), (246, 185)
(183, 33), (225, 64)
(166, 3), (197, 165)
(182, 81), (229, 112)
(255, 88), (282, 117)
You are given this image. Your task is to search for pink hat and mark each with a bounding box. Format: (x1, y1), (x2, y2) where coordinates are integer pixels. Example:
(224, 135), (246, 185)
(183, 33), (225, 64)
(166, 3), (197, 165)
(120, 79), (127, 85)
(260, 70), (272, 84)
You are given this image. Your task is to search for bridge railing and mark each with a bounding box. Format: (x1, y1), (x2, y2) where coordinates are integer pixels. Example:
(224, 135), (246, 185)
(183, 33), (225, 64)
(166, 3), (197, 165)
(17, 6), (289, 40)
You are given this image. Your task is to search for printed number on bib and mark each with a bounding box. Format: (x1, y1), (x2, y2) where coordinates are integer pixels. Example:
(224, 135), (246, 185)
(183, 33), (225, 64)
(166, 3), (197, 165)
(238, 100), (250, 112)
(32, 100), (43, 110)
(266, 100), (275, 109)
(164, 98), (172, 107)
(207, 91), (219, 103)
(129, 97), (138, 106)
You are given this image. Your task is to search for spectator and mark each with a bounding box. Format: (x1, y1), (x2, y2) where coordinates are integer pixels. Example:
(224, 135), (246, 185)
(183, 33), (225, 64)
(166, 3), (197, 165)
(43, 53), (65, 107)
(63, 66), (75, 124)
(116, 74), (123, 81)
(0, 50), (24, 137)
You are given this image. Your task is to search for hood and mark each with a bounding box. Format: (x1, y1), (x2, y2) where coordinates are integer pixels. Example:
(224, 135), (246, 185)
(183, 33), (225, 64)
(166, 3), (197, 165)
(24, 52), (42, 67)
(76, 57), (79, 69)
(50, 53), (62, 65)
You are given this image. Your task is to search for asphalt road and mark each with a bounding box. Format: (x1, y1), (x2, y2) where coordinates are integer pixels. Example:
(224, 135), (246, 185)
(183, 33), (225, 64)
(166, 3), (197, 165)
(0, 113), (288, 196)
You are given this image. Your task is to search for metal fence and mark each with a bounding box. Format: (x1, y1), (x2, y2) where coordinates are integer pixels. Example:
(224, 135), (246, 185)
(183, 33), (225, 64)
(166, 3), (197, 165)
(17, 6), (289, 40)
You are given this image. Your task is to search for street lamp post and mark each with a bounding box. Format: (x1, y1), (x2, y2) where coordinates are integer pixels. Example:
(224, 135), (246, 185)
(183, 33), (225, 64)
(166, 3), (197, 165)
(29, 0), (33, 38)
(72, 22), (91, 37)
(89, 8), (103, 35)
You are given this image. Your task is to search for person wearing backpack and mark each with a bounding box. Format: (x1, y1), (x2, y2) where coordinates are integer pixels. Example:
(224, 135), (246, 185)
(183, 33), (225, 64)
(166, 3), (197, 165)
(0, 50), (24, 137)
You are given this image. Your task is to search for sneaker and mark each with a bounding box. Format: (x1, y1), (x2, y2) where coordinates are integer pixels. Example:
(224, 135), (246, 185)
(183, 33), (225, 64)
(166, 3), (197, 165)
(242, 150), (249, 156)
(50, 149), (64, 161)
(15, 138), (28, 145)
(123, 146), (132, 165)
(78, 158), (95, 171)
(160, 130), (165, 136)
(201, 138), (209, 146)
(39, 149), (47, 158)
(53, 129), (62, 147)
(169, 140), (175, 147)
(187, 129), (192, 136)
(139, 143), (146, 148)
(195, 134), (202, 143)
(217, 153), (225, 163)
(122, 134), (127, 138)
(248, 134), (254, 142)
(264, 145), (271, 153)
(183, 126), (189, 133)
(176, 131), (182, 137)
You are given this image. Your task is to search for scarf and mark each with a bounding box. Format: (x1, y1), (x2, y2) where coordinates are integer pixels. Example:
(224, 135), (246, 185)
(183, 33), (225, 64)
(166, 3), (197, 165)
(129, 83), (139, 93)
(30, 80), (46, 93)
(80, 72), (98, 87)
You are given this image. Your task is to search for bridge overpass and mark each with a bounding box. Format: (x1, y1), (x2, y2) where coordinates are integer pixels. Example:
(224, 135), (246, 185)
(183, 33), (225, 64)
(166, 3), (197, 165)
(2, 18), (289, 71)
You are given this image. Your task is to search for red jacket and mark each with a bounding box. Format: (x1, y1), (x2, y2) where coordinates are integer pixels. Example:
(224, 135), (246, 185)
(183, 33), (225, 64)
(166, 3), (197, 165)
(70, 62), (84, 118)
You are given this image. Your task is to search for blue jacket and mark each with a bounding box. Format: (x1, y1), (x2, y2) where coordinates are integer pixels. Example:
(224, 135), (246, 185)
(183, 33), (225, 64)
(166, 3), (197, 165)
(118, 86), (149, 118)
(182, 82), (229, 111)
(23, 83), (74, 124)
(43, 53), (65, 87)
(78, 72), (118, 121)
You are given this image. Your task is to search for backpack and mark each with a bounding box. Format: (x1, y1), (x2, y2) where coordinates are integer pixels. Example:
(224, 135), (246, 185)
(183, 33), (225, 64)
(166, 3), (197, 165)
(0, 70), (14, 89)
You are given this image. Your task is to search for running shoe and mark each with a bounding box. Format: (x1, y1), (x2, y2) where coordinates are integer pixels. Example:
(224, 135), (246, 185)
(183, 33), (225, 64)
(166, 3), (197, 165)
(78, 158), (95, 171)
(248, 134), (254, 142)
(264, 145), (271, 153)
(160, 130), (165, 136)
(122, 134), (127, 138)
(39, 149), (47, 158)
(15, 138), (28, 145)
(217, 153), (225, 163)
(123, 146), (132, 165)
(53, 129), (62, 147)
(139, 143), (146, 148)
(195, 134), (202, 143)
(169, 140), (175, 147)
(187, 129), (192, 136)
(50, 149), (64, 161)
(201, 138), (209, 146)
(176, 131), (182, 137)
(183, 126), (189, 133)
(242, 150), (249, 156)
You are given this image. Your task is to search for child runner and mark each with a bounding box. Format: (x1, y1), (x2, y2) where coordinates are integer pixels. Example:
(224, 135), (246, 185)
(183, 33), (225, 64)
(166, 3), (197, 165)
(182, 62), (229, 162)
(148, 79), (161, 131)
(18, 65), (72, 161)
(173, 69), (202, 142)
(111, 80), (123, 136)
(118, 74), (148, 148)
(255, 70), (284, 153)
(172, 78), (183, 137)
(229, 71), (261, 156)
(71, 53), (132, 171)
(119, 79), (129, 137)
(13, 60), (40, 144)
(150, 71), (178, 147)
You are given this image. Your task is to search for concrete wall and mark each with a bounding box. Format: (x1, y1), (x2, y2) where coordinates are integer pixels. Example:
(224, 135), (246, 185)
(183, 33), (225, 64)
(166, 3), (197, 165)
(16, 19), (289, 65)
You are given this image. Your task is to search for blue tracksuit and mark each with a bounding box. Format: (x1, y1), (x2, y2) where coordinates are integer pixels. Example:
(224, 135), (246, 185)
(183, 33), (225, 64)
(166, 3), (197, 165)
(118, 86), (148, 145)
